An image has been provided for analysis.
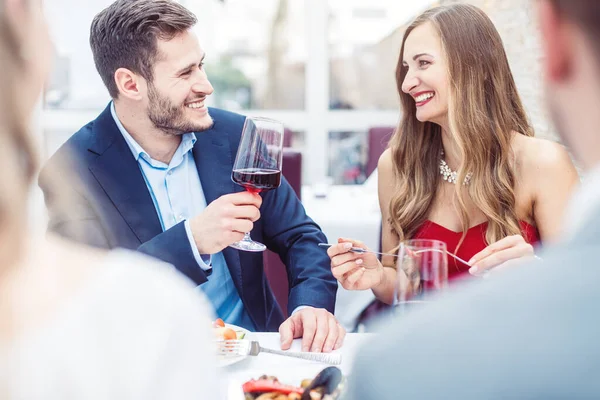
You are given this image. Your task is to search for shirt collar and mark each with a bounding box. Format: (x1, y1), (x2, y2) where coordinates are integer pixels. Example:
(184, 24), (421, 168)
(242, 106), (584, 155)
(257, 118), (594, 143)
(110, 101), (197, 166)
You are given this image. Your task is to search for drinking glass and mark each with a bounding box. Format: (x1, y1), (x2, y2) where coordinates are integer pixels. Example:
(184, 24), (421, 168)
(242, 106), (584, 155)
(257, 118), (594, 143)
(395, 239), (449, 313)
(230, 117), (284, 252)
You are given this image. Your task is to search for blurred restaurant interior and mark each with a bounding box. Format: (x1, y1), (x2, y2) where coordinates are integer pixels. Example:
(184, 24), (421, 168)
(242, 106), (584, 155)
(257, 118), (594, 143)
(37, 0), (558, 331)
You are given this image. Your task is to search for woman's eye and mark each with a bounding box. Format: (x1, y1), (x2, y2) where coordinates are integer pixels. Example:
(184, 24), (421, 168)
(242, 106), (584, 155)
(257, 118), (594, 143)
(419, 60), (430, 67)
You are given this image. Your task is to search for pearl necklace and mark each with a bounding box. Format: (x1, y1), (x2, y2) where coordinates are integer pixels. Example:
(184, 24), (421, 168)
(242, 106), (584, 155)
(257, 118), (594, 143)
(439, 151), (472, 185)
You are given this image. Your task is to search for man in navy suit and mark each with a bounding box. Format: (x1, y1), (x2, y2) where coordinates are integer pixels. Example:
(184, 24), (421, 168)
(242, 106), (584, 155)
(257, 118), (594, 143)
(40, 0), (344, 353)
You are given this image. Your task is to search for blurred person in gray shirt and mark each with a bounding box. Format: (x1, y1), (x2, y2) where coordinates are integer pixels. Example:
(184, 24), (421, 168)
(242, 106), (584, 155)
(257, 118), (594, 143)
(347, 1), (600, 398)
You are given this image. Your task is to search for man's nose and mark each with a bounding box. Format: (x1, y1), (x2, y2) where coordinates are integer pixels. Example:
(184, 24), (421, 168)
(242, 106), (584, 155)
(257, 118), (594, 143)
(192, 72), (214, 95)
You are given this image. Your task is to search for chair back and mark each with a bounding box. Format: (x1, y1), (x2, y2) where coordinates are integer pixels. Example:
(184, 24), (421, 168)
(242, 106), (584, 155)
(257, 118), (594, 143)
(283, 128), (293, 148)
(365, 127), (394, 177)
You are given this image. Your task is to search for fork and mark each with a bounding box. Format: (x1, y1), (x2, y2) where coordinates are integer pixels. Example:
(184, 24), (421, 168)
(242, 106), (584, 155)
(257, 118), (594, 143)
(318, 243), (471, 266)
(217, 340), (342, 365)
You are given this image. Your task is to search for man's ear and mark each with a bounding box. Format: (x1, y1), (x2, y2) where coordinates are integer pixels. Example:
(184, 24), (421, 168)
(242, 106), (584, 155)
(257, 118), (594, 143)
(537, 0), (572, 83)
(114, 68), (145, 100)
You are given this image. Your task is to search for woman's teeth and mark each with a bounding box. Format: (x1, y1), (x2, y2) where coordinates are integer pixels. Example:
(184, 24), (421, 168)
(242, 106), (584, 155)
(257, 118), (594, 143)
(415, 93), (434, 102)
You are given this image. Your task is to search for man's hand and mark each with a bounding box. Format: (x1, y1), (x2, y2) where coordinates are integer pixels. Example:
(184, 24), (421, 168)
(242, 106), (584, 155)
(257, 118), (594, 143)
(279, 307), (345, 353)
(189, 192), (262, 254)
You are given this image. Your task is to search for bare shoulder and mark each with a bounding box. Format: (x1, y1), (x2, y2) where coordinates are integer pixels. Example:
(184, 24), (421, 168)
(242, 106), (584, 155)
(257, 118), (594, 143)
(512, 133), (576, 180)
(378, 148), (394, 173)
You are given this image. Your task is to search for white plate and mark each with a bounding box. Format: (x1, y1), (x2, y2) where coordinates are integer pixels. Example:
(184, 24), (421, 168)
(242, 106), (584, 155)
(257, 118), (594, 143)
(217, 323), (251, 368)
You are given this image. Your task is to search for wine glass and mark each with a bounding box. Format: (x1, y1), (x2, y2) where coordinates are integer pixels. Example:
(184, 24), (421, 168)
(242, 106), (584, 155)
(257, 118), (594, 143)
(395, 239), (449, 314)
(230, 117), (284, 252)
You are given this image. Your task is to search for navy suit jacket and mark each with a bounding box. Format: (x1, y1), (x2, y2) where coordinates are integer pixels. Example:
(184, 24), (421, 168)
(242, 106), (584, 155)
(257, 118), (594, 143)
(39, 105), (337, 332)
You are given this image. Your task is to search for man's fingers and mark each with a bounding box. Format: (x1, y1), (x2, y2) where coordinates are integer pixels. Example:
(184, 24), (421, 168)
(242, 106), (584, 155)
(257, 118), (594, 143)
(278, 317), (296, 350)
(229, 205), (261, 221)
(280, 309), (344, 354)
(226, 191), (263, 207)
(334, 323), (346, 350)
(300, 312), (317, 352)
(226, 231), (246, 244)
(322, 315), (339, 353)
(230, 218), (254, 233)
(310, 311), (329, 353)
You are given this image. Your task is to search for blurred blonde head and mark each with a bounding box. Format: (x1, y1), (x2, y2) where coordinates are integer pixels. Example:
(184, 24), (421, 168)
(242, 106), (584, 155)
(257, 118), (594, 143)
(0, 0), (52, 270)
(389, 3), (532, 250)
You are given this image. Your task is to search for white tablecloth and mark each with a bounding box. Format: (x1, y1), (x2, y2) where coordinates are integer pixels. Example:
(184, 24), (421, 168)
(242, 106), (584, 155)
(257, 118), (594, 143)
(301, 181), (380, 331)
(225, 333), (371, 399)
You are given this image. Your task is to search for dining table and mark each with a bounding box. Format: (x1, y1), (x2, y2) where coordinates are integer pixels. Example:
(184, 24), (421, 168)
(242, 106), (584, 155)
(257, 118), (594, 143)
(224, 332), (373, 399)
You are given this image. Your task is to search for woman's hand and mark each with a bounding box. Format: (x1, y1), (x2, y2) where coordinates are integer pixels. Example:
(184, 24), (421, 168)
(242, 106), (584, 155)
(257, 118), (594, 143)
(326, 237), (385, 291)
(468, 235), (535, 277)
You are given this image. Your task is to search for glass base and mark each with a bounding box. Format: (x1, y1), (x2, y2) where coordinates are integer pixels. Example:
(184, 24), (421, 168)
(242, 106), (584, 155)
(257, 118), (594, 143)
(229, 239), (267, 252)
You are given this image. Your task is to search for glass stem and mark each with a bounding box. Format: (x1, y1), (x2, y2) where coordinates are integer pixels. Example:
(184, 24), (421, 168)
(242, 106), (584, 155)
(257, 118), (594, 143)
(242, 232), (252, 242)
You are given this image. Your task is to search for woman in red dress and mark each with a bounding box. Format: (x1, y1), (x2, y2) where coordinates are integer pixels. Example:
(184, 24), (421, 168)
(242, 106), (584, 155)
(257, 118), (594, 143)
(327, 3), (579, 304)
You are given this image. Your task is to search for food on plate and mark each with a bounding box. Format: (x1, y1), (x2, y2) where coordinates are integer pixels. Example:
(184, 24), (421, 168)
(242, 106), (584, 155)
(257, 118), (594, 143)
(213, 318), (225, 328)
(243, 377), (303, 399)
(243, 367), (344, 400)
(214, 327), (238, 340)
(300, 367), (343, 398)
(212, 319), (246, 340)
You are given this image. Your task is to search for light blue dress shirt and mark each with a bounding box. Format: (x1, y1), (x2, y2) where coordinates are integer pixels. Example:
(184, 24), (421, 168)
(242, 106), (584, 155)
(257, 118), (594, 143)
(110, 103), (256, 331)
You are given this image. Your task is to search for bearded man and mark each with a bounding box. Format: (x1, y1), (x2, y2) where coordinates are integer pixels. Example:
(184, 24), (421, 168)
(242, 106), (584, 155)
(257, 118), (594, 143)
(40, 0), (343, 353)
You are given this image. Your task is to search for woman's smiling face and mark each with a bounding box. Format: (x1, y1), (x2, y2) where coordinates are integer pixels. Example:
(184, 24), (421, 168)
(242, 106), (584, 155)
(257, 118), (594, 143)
(401, 22), (450, 125)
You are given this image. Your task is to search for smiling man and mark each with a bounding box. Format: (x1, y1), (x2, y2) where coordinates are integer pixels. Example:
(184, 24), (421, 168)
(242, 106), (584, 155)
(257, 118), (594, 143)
(39, 0), (343, 353)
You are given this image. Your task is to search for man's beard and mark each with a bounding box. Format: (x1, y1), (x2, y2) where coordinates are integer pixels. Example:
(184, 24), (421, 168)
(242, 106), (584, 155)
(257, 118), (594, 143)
(147, 83), (213, 136)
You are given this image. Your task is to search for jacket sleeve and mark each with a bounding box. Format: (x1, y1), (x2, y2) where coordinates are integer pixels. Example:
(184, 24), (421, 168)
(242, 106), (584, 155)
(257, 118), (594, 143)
(39, 165), (209, 285)
(137, 222), (209, 285)
(260, 176), (337, 314)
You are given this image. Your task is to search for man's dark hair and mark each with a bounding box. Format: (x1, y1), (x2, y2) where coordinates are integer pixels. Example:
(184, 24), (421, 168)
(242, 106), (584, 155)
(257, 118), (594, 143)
(90, 0), (197, 98)
(550, 0), (600, 64)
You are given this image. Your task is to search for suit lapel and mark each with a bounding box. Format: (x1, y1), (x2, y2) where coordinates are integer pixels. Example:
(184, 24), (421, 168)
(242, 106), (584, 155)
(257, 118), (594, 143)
(87, 105), (163, 244)
(193, 125), (244, 292)
(192, 126), (238, 204)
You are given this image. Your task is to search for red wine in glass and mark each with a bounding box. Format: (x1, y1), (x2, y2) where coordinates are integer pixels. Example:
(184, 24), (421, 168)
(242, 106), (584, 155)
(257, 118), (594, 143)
(230, 117), (284, 252)
(232, 168), (282, 194)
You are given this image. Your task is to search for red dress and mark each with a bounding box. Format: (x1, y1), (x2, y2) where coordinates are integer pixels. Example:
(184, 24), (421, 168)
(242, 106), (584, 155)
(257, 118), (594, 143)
(413, 220), (540, 280)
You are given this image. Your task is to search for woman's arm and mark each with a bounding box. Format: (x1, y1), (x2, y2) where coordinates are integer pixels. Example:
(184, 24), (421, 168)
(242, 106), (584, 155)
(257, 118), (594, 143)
(326, 149), (408, 304)
(372, 149), (405, 303)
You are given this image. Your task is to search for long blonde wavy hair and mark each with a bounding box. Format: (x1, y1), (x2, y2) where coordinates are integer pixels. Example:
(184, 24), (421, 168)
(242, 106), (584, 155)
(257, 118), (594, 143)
(389, 4), (533, 250)
(0, 0), (38, 271)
